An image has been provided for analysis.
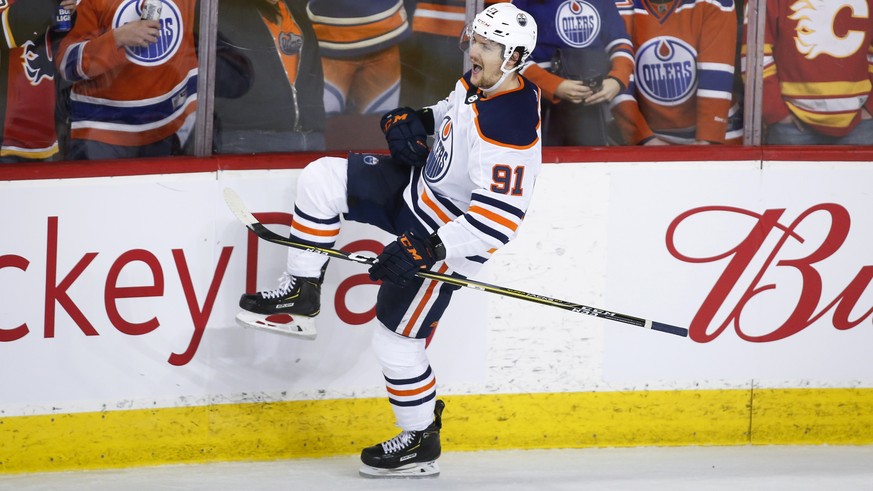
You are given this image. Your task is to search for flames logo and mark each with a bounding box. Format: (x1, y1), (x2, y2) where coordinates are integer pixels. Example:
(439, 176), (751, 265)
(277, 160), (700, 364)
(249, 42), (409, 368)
(21, 39), (54, 86)
(789, 0), (869, 59)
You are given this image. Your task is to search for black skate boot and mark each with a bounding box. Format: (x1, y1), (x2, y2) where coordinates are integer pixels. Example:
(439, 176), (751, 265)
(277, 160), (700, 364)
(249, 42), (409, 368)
(359, 399), (445, 478)
(235, 272), (321, 340)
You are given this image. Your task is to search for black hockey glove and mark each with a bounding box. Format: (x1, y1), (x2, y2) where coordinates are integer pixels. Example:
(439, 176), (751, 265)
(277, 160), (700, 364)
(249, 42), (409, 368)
(380, 107), (431, 168)
(369, 230), (445, 287)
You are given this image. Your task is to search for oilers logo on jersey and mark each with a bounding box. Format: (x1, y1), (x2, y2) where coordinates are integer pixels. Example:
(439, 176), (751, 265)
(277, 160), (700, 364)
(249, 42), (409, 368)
(635, 36), (696, 106)
(425, 117), (453, 183)
(556, 0), (601, 47)
(114, 0), (183, 66)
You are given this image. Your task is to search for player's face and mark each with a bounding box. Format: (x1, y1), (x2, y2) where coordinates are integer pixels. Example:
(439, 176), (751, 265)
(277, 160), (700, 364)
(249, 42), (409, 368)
(468, 33), (506, 89)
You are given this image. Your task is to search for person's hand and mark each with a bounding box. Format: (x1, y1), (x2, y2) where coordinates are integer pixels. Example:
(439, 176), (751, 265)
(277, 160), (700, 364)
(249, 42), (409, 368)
(60, 0), (78, 12)
(368, 231), (440, 287)
(114, 20), (161, 48)
(583, 77), (621, 105)
(554, 79), (592, 104)
(380, 107), (429, 167)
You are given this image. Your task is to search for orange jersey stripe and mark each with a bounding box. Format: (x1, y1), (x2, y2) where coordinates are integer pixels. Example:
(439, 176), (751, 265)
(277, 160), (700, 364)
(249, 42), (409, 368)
(413, 16), (463, 37)
(291, 220), (340, 237)
(416, 2), (465, 14)
(468, 205), (519, 232)
(386, 377), (436, 397)
(312, 13), (407, 44)
(421, 187), (452, 224)
(413, 3), (465, 36)
(401, 263), (449, 337)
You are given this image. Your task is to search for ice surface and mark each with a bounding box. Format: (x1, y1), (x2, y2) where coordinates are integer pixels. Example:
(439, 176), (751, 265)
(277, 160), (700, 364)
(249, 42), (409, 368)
(2, 445), (872, 491)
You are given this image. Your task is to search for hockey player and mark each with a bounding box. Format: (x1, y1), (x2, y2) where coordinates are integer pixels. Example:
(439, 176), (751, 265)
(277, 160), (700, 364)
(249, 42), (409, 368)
(236, 3), (541, 478)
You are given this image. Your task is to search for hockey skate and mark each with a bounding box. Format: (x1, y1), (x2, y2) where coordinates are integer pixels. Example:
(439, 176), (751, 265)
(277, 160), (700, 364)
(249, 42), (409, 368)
(236, 272), (321, 340)
(359, 399), (445, 479)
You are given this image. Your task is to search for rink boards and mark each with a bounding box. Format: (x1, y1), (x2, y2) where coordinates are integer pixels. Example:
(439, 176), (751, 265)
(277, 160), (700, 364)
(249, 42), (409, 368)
(1, 149), (872, 472)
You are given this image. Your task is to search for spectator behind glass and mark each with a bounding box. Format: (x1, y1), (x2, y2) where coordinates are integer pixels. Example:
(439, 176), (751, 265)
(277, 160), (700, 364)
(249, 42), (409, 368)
(612, 0), (742, 145)
(56, 0), (199, 160)
(515, 0), (634, 146)
(399, 0), (465, 109)
(762, 0), (873, 145)
(0, 0), (76, 164)
(214, 0), (326, 154)
(306, 0), (411, 149)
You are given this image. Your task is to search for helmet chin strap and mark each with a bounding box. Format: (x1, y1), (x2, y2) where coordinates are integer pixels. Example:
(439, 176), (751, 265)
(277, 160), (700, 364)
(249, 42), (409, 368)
(479, 71), (514, 95)
(479, 59), (518, 95)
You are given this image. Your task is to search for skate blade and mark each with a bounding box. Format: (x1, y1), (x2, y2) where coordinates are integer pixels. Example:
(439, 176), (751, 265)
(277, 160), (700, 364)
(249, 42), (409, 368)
(358, 461), (440, 479)
(235, 311), (316, 340)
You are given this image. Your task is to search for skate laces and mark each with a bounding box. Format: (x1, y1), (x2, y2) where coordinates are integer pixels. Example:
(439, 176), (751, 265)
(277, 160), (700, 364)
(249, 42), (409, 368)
(381, 431), (416, 453)
(260, 272), (297, 299)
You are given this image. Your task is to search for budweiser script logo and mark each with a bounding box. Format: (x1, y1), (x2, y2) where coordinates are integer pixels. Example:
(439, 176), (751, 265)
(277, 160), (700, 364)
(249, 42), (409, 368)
(665, 204), (872, 343)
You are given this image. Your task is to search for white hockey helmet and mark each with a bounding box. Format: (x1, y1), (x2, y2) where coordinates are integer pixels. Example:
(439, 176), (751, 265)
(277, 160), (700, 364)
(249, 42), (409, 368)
(468, 3), (538, 73)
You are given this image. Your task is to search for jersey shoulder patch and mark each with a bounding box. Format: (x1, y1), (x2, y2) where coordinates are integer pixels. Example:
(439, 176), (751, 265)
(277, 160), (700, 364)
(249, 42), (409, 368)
(473, 76), (540, 149)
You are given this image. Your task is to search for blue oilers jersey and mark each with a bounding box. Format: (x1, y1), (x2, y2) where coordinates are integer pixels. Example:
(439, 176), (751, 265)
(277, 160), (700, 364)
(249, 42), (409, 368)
(515, 0), (633, 63)
(405, 72), (542, 277)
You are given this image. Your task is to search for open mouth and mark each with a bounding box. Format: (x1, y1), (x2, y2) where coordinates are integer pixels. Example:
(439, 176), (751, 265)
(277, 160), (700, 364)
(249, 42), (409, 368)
(471, 62), (483, 74)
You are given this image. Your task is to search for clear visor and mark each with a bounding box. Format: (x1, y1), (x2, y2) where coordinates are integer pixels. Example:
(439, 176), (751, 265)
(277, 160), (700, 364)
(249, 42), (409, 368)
(458, 24), (474, 53)
(458, 24), (505, 56)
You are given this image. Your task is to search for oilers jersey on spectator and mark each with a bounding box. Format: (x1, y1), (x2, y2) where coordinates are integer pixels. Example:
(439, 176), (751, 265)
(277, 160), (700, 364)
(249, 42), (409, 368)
(514, 0), (635, 99)
(408, 72), (542, 278)
(762, 0), (873, 137)
(409, 0), (467, 37)
(612, 0), (737, 144)
(307, 0), (411, 58)
(57, 0), (198, 147)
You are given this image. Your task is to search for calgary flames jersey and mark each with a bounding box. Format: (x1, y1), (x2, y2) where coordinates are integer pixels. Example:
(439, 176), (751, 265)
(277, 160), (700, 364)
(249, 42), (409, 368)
(611, 0), (738, 144)
(0, 0), (58, 160)
(762, 0), (873, 137)
(57, 0), (198, 147)
(409, 73), (542, 277)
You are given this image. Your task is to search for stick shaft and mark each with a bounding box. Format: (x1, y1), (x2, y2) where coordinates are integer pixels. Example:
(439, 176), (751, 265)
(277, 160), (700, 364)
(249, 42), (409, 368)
(224, 188), (688, 337)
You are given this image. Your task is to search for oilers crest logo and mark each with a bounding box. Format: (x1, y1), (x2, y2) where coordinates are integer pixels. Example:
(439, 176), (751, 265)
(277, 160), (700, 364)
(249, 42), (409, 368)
(556, 0), (601, 48)
(635, 36), (697, 106)
(114, 0), (183, 67)
(425, 116), (453, 183)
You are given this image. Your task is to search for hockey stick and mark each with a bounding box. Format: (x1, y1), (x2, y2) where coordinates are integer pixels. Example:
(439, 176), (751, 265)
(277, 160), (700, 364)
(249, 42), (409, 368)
(224, 188), (688, 337)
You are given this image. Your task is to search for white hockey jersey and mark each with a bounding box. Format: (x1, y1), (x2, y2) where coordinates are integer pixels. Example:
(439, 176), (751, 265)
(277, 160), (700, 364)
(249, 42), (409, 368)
(405, 72), (542, 277)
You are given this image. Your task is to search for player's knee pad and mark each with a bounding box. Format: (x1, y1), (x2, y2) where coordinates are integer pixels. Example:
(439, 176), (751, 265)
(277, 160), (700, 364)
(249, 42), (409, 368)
(295, 157), (349, 216)
(371, 322), (428, 378)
